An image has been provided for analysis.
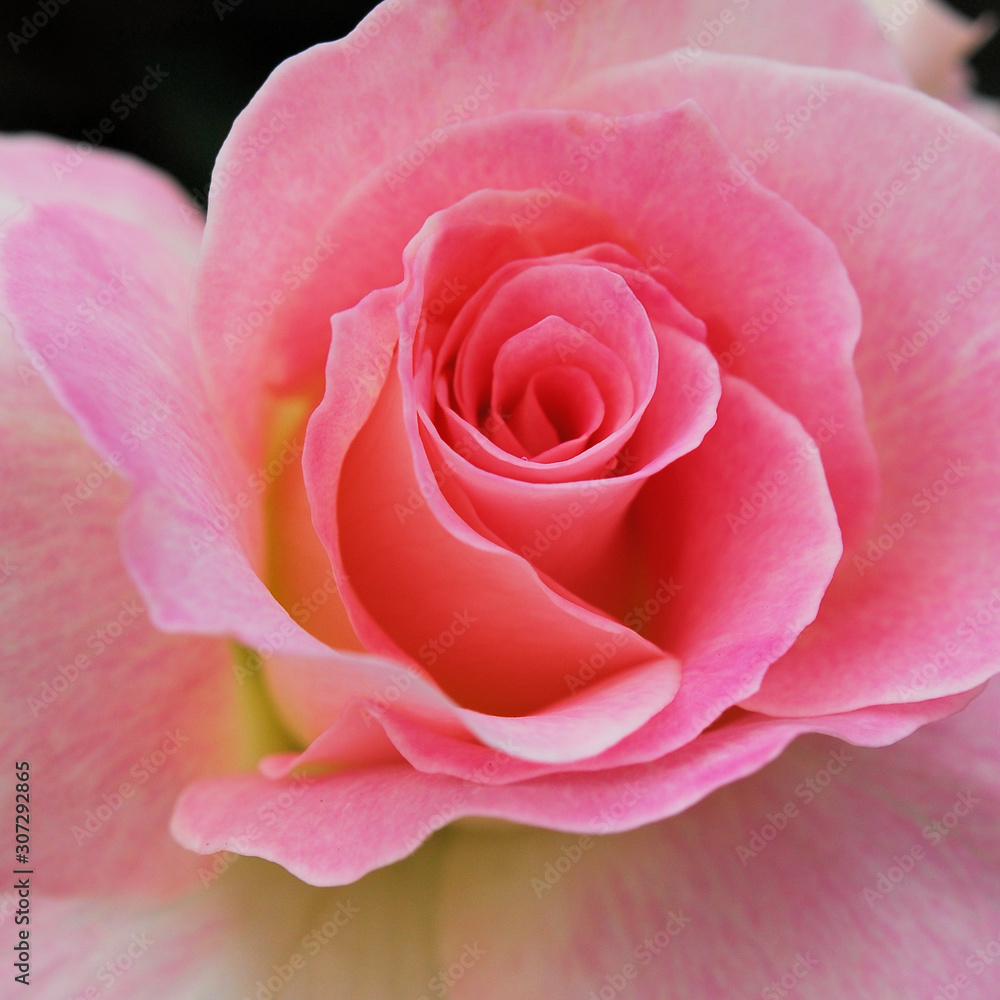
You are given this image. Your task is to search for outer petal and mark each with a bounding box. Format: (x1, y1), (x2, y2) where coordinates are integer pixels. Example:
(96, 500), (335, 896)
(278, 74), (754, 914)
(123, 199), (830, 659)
(46, 684), (999, 998)
(191, 0), (904, 449)
(30, 848), (447, 999)
(431, 681), (1000, 1000)
(0, 142), (333, 664)
(170, 689), (971, 886)
(562, 55), (1000, 713)
(0, 138), (241, 897)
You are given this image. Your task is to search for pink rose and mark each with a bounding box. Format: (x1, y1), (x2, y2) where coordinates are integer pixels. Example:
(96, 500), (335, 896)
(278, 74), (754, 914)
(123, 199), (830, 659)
(3, 0), (1000, 996)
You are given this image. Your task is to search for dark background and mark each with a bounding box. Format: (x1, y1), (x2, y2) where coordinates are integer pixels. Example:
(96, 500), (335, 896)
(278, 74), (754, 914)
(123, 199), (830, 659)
(1, 0), (997, 204)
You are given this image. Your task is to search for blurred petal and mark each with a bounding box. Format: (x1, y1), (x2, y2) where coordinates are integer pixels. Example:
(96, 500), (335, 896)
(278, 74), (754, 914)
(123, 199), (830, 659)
(0, 139), (241, 897)
(432, 682), (1000, 1000)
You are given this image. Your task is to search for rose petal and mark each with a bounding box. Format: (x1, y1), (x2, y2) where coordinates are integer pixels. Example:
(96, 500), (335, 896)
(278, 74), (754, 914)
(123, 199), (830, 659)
(0, 140), (242, 897)
(0, 158), (336, 664)
(563, 54), (1000, 712)
(431, 682), (1000, 1000)
(191, 0), (903, 452)
(309, 321), (680, 717)
(171, 688), (973, 886)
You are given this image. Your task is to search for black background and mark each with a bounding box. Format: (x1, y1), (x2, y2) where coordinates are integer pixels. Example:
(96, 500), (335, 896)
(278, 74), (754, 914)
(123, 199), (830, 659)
(1, 0), (998, 203)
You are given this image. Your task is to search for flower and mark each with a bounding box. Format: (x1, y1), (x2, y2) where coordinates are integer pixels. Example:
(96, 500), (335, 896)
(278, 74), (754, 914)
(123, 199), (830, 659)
(2, 0), (1000, 996)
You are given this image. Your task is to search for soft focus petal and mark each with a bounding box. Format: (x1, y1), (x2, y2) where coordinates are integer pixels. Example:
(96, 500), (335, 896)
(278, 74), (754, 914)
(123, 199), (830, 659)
(0, 149), (334, 664)
(0, 139), (242, 897)
(868, 0), (1000, 130)
(431, 682), (1000, 1000)
(32, 847), (447, 999)
(48, 682), (999, 998)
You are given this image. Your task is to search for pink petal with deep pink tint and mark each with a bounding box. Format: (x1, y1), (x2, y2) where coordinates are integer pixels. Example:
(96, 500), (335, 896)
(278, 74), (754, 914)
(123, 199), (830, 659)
(171, 688), (974, 887)
(191, 0), (903, 453)
(303, 104), (877, 549)
(447, 262), (655, 443)
(565, 55), (1000, 713)
(493, 344), (608, 462)
(388, 190), (721, 611)
(309, 331), (680, 719)
(342, 372), (846, 786)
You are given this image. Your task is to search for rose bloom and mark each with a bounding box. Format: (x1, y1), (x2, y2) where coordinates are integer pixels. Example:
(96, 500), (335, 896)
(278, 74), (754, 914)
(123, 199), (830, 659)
(3, 0), (1000, 996)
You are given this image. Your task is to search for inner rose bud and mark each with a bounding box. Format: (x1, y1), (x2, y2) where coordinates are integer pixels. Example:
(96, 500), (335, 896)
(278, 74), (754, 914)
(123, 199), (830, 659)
(436, 258), (659, 466)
